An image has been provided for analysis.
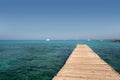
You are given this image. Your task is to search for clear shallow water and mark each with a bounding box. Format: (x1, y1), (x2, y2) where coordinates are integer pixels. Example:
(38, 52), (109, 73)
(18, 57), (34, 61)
(0, 40), (120, 80)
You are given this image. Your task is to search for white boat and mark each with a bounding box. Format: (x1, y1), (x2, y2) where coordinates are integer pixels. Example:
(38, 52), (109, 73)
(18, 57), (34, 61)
(46, 38), (50, 41)
(87, 39), (91, 41)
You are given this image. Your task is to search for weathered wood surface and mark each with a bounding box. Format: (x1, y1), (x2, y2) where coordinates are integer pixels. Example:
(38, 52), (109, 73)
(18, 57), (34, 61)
(53, 44), (120, 80)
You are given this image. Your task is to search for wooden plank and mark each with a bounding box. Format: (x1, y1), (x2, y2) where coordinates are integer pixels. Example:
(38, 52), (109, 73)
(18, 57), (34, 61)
(52, 44), (120, 80)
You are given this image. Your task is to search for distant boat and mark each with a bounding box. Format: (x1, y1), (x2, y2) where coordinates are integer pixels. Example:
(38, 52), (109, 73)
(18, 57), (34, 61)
(46, 38), (50, 41)
(87, 39), (91, 41)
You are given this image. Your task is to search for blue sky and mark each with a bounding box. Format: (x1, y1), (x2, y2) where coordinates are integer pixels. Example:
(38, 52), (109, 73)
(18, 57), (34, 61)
(0, 0), (120, 40)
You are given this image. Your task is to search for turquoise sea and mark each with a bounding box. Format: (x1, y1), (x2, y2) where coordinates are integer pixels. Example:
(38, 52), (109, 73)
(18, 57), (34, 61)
(0, 40), (120, 80)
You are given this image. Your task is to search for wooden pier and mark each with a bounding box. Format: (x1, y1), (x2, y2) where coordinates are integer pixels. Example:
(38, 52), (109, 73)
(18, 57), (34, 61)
(52, 44), (120, 80)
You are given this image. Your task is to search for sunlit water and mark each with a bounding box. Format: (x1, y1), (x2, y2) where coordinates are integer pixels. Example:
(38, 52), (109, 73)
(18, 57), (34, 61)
(0, 40), (120, 80)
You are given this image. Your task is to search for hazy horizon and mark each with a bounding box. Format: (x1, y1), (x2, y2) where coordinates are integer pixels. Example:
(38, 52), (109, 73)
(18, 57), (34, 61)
(0, 0), (120, 40)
